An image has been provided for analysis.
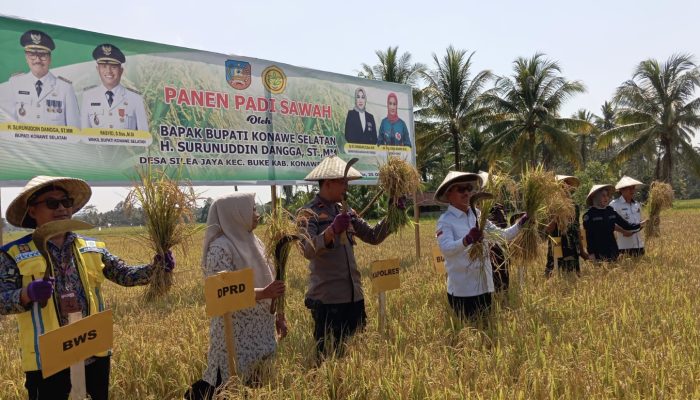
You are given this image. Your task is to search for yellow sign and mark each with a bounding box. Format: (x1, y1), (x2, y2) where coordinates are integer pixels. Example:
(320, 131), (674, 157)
(431, 245), (446, 274)
(204, 268), (256, 317)
(39, 310), (113, 378)
(370, 259), (400, 293)
(551, 236), (563, 258)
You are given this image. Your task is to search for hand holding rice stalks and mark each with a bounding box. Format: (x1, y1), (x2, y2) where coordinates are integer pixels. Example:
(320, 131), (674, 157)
(377, 156), (422, 232)
(125, 167), (200, 301)
(645, 181), (674, 238)
(511, 166), (573, 263)
(263, 202), (313, 315)
(467, 170), (517, 260)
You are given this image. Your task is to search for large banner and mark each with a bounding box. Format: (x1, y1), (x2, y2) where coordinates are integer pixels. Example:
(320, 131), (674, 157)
(0, 16), (415, 186)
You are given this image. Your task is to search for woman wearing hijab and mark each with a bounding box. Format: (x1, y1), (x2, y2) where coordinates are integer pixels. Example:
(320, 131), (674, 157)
(186, 193), (287, 399)
(544, 175), (588, 277)
(344, 87), (377, 145)
(376, 92), (411, 147)
(582, 184), (645, 262)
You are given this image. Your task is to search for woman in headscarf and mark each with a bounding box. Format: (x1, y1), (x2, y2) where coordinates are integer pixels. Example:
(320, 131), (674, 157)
(543, 175), (588, 277)
(376, 92), (411, 147)
(344, 87), (377, 145)
(186, 193), (287, 399)
(582, 184), (645, 262)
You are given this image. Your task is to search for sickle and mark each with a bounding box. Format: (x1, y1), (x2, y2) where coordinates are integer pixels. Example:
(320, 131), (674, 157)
(33, 220), (94, 280)
(343, 157), (359, 180)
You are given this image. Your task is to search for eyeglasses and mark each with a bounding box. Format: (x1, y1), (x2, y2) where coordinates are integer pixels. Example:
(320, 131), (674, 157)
(25, 51), (50, 60)
(31, 197), (74, 210)
(453, 183), (477, 194)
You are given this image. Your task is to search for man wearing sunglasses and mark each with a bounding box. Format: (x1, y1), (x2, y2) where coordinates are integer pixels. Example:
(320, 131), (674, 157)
(1, 30), (79, 127)
(434, 171), (527, 321)
(0, 175), (175, 400)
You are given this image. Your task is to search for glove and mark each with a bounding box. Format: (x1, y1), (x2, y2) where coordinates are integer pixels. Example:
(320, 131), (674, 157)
(27, 277), (54, 303)
(330, 212), (351, 234)
(517, 213), (529, 227)
(463, 227), (483, 246)
(154, 250), (176, 272)
(394, 196), (408, 210)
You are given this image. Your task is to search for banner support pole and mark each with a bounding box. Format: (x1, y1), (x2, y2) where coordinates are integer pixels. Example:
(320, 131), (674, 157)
(413, 191), (420, 259)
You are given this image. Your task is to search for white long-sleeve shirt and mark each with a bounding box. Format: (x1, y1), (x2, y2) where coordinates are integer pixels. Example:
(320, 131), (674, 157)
(436, 205), (520, 297)
(610, 197), (644, 249)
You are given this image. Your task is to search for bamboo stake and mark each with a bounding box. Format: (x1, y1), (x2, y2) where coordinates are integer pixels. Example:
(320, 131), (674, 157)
(413, 191), (420, 259)
(378, 292), (387, 335)
(68, 312), (88, 400)
(223, 312), (238, 378)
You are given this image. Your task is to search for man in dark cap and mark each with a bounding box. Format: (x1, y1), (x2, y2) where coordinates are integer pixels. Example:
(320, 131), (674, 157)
(80, 43), (148, 131)
(2, 30), (79, 126)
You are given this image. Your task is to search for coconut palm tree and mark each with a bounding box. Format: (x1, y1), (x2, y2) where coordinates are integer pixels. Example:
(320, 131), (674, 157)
(482, 53), (589, 170)
(598, 54), (700, 182)
(359, 46), (425, 86)
(419, 46), (493, 170)
(572, 109), (597, 167)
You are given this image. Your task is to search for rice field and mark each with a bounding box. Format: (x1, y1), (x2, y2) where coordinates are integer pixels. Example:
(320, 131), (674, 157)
(1, 200), (699, 399)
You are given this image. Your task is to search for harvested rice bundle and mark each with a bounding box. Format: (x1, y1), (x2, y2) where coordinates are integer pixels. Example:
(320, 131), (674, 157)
(468, 192), (495, 260)
(511, 166), (562, 263)
(264, 202), (313, 314)
(468, 170), (515, 260)
(546, 181), (576, 232)
(377, 156), (422, 232)
(645, 181), (674, 238)
(125, 168), (200, 301)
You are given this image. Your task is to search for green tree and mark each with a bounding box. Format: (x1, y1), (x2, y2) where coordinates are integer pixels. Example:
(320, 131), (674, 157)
(573, 109), (598, 167)
(598, 54), (700, 182)
(419, 46), (492, 170)
(482, 53), (589, 170)
(359, 46), (425, 86)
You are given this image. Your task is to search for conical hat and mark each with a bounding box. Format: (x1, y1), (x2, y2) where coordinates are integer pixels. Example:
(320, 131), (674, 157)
(6, 176), (92, 228)
(615, 176), (644, 190)
(556, 174), (580, 188)
(586, 184), (614, 206)
(434, 171), (482, 203)
(304, 155), (362, 181)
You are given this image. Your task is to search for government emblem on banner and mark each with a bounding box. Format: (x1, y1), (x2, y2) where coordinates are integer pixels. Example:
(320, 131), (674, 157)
(225, 60), (252, 90)
(262, 65), (286, 94)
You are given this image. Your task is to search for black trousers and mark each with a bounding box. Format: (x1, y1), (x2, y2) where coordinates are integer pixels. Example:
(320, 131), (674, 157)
(25, 356), (110, 400)
(307, 299), (366, 356)
(447, 292), (492, 321)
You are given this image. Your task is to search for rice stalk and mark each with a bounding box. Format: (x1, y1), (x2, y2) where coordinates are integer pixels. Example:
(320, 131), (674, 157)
(468, 170), (513, 261)
(645, 181), (674, 238)
(125, 166), (201, 301)
(377, 156), (422, 232)
(263, 201), (314, 314)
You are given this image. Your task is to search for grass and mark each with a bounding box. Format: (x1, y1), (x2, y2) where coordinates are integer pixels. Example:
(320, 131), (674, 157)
(2, 207), (700, 399)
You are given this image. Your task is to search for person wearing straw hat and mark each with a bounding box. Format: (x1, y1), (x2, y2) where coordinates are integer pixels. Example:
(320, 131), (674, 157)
(610, 176), (646, 257)
(435, 171), (527, 321)
(299, 155), (402, 358)
(81, 43), (148, 131)
(1, 30), (80, 126)
(544, 175), (588, 277)
(0, 175), (175, 400)
(582, 183), (645, 262)
(186, 193), (286, 399)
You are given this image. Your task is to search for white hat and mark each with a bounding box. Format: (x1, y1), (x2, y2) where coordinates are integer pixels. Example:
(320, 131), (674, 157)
(434, 171), (482, 203)
(586, 184), (614, 206)
(556, 174), (581, 188)
(615, 176), (644, 190)
(477, 171), (489, 188)
(304, 155), (362, 181)
(6, 176), (92, 228)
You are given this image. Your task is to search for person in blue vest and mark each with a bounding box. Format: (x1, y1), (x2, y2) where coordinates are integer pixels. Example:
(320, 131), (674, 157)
(376, 92), (411, 147)
(0, 176), (175, 400)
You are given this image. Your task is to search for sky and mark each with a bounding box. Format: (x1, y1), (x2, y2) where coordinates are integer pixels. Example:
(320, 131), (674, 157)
(2, 0), (699, 216)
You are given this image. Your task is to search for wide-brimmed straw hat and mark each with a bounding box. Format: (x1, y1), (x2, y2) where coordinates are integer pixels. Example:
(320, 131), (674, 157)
(6, 176), (92, 228)
(304, 155), (362, 181)
(615, 176), (644, 191)
(556, 174), (581, 188)
(586, 184), (614, 207)
(434, 171), (482, 203)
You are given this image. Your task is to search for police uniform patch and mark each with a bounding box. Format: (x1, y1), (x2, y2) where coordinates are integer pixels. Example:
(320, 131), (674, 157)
(436, 229), (443, 237)
(18, 244), (31, 253)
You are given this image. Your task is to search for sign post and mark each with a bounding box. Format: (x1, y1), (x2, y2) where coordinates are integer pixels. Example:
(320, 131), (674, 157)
(431, 245), (446, 274)
(370, 259), (400, 334)
(204, 268), (255, 377)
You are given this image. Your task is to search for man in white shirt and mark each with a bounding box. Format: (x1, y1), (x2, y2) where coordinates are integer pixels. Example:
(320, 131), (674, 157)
(435, 171), (527, 321)
(2, 30), (80, 126)
(610, 176), (645, 256)
(81, 43), (148, 131)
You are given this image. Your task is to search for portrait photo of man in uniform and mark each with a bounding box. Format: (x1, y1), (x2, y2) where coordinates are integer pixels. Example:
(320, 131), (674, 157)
(80, 43), (148, 131)
(0, 29), (80, 126)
